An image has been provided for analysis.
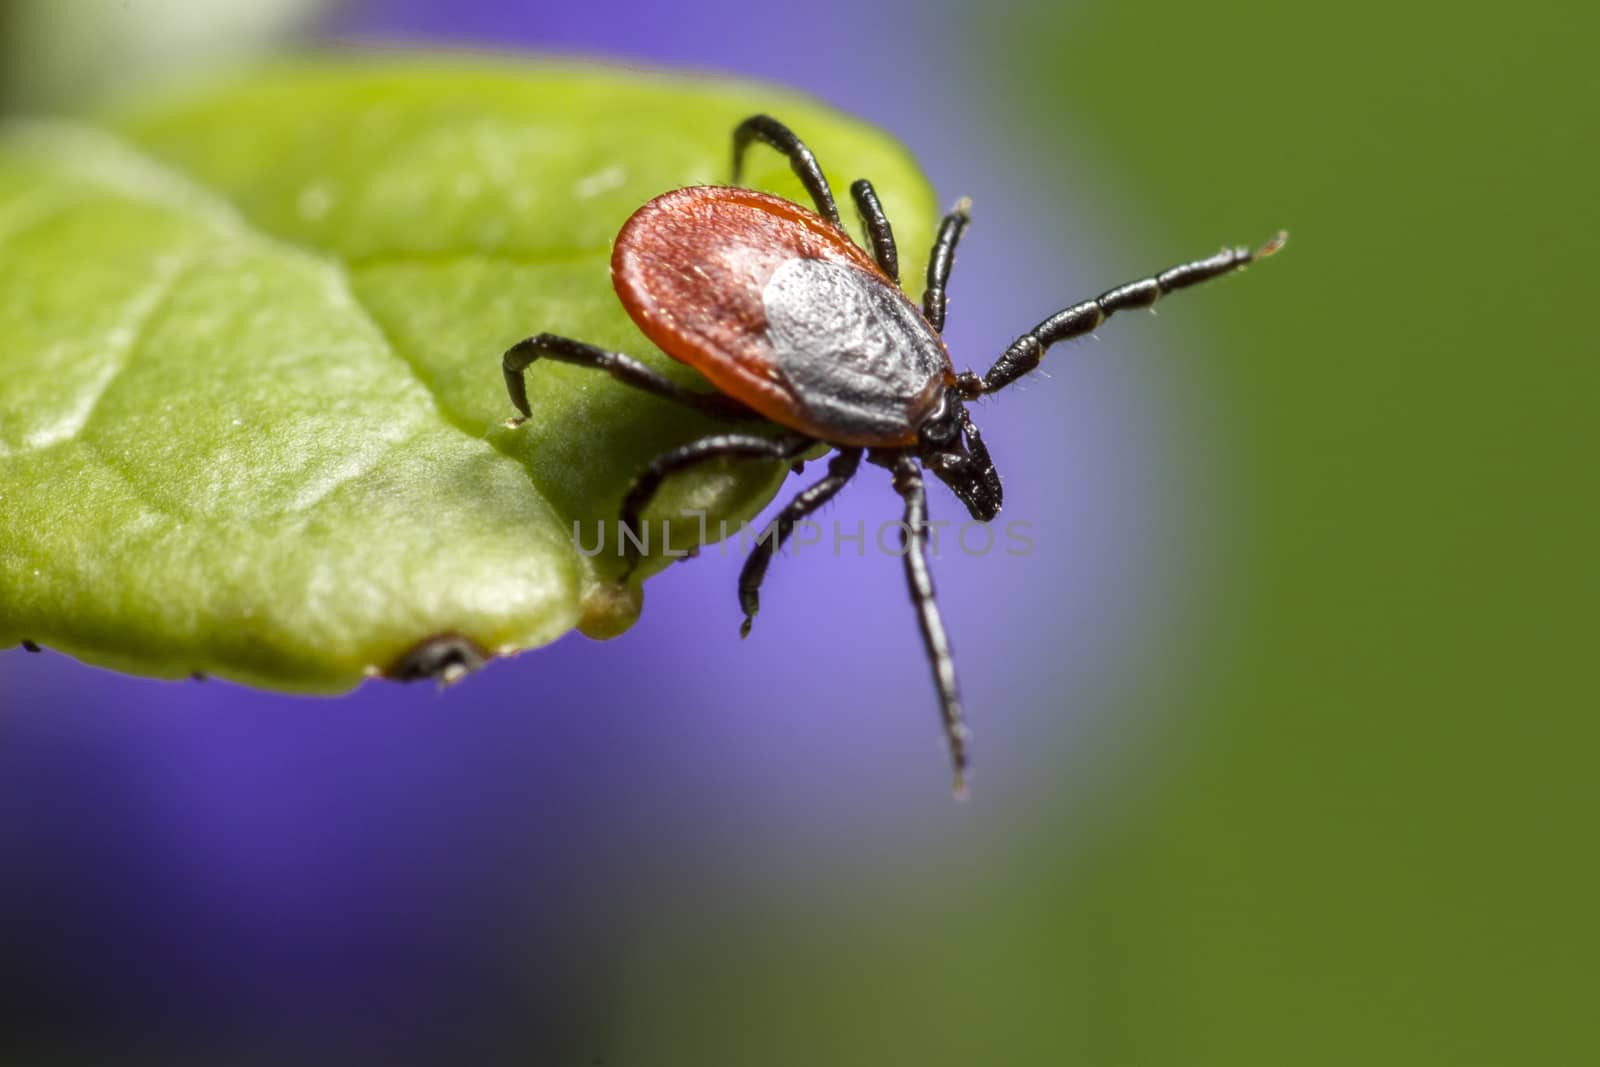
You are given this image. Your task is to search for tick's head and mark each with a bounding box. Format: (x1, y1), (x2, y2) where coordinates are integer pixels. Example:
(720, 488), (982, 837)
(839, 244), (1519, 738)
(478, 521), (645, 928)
(918, 388), (1002, 523)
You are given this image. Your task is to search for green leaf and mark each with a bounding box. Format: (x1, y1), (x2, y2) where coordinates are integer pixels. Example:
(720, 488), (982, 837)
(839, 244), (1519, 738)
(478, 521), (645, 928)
(0, 57), (937, 688)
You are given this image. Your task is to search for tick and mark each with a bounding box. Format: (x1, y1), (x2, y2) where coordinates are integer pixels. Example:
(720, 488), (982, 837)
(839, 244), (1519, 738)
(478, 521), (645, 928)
(503, 114), (1285, 794)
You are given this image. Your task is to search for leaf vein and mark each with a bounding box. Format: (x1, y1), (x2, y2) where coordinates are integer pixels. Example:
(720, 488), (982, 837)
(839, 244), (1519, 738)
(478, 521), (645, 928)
(51, 253), (197, 452)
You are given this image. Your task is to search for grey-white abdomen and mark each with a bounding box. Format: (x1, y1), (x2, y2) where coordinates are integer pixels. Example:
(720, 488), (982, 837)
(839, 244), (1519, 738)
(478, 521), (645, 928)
(763, 258), (948, 442)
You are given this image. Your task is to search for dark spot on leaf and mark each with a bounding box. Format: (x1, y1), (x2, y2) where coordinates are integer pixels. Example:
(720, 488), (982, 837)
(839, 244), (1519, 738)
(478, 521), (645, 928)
(20, 640), (41, 653)
(385, 632), (488, 685)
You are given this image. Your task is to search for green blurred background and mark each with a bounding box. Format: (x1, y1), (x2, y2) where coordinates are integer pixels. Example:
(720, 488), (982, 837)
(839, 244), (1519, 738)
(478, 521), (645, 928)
(3, 0), (1594, 1063)
(1005, 4), (1597, 1062)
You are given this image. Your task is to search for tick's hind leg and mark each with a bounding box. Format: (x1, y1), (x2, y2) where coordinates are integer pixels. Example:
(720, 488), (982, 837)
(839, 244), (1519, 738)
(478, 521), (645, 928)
(502, 333), (758, 423)
(619, 432), (815, 579)
(849, 180), (899, 282)
(731, 114), (842, 227)
(738, 448), (863, 637)
(890, 454), (970, 796)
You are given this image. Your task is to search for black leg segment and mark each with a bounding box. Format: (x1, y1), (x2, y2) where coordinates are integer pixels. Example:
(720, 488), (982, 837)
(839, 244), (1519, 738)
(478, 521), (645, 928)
(922, 198), (972, 333)
(619, 432), (815, 578)
(971, 231), (1288, 394)
(731, 114), (842, 228)
(849, 179), (899, 283)
(738, 447), (863, 637)
(891, 454), (970, 796)
(503, 333), (757, 422)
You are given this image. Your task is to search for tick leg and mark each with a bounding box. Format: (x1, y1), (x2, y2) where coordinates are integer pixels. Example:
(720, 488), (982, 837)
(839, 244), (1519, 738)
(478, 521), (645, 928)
(849, 179), (899, 283)
(619, 432), (815, 579)
(891, 454), (970, 797)
(503, 333), (758, 423)
(961, 231), (1289, 397)
(731, 114), (842, 228)
(922, 198), (971, 332)
(738, 447), (863, 638)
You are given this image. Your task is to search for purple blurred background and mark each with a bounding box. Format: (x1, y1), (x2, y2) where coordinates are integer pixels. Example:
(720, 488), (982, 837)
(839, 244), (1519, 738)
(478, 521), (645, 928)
(1, 1), (1225, 1061)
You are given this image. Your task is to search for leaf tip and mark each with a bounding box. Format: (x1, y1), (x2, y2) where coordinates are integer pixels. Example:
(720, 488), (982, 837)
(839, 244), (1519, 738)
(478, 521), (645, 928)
(575, 580), (644, 640)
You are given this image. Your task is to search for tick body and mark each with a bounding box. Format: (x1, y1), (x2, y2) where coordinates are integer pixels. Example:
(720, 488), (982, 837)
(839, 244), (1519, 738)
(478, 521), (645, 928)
(613, 186), (951, 447)
(503, 114), (1285, 795)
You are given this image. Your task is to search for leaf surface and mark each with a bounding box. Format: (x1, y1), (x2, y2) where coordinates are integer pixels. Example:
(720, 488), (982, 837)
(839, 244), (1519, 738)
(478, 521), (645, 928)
(0, 58), (937, 687)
